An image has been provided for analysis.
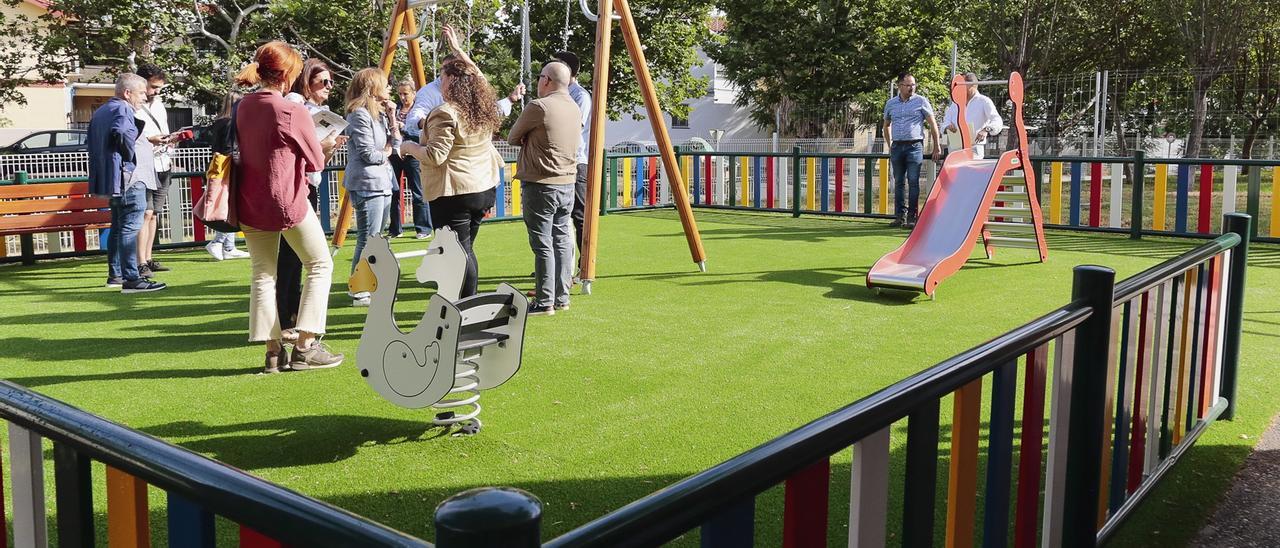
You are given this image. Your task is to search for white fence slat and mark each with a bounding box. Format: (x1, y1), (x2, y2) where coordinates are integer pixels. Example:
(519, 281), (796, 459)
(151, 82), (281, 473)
(848, 427), (890, 547)
(8, 423), (49, 547)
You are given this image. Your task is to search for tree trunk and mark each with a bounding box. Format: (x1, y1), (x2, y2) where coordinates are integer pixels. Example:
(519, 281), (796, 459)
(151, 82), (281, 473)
(1185, 73), (1214, 158)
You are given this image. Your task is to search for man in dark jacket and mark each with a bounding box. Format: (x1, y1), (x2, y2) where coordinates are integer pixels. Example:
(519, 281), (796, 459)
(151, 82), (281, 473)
(88, 73), (166, 293)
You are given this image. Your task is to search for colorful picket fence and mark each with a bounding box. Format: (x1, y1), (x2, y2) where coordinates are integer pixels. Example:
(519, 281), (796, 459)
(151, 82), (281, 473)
(440, 214), (1253, 548)
(0, 381), (431, 547)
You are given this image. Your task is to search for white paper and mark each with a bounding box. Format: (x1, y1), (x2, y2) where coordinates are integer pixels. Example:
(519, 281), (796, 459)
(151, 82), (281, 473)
(312, 110), (348, 141)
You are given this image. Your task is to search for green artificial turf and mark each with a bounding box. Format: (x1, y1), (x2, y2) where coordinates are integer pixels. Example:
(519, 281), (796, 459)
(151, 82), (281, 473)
(1, 209), (1277, 546)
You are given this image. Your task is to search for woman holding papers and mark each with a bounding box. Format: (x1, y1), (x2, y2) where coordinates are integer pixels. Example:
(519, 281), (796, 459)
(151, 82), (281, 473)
(234, 42), (344, 373)
(401, 25), (504, 299)
(342, 67), (401, 307)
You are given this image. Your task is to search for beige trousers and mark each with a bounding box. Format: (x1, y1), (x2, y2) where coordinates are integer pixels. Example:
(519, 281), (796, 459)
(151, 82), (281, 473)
(242, 209), (333, 342)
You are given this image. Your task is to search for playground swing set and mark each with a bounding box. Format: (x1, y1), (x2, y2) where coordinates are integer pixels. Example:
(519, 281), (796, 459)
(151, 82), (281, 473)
(345, 0), (709, 432)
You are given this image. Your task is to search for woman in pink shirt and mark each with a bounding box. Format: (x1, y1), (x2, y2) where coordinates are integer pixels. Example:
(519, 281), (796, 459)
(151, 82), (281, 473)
(233, 41), (343, 373)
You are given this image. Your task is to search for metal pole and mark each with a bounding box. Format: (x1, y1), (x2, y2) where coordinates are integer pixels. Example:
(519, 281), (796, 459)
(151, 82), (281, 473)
(1219, 213), (1252, 420)
(1061, 265), (1116, 548)
(791, 146), (802, 218)
(1099, 70), (1109, 155)
(1093, 72), (1101, 156)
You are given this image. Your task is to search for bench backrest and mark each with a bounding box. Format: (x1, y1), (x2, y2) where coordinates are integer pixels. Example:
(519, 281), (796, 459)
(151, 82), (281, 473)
(0, 182), (111, 234)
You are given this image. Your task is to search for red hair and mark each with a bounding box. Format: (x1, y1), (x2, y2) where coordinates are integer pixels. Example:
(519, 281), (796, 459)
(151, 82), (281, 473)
(235, 41), (303, 89)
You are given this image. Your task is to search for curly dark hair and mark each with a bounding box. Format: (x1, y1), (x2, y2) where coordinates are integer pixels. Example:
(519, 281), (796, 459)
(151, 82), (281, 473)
(440, 59), (502, 135)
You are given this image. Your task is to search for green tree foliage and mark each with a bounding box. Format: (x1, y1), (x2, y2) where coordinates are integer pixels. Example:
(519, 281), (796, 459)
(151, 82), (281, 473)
(707, 0), (949, 138)
(16, 0), (712, 126)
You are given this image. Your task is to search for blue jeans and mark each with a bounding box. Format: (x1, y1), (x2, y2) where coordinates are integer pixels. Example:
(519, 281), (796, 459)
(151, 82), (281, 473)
(107, 184), (147, 281)
(521, 182), (575, 308)
(211, 231), (236, 252)
(351, 191), (391, 275)
(389, 152), (431, 235)
(890, 141), (924, 220)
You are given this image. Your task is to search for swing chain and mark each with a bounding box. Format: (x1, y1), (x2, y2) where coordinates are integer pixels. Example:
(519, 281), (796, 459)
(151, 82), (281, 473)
(561, 0), (572, 51)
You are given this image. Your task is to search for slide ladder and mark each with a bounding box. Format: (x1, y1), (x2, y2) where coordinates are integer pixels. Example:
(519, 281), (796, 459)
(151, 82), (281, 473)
(867, 72), (1047, 297)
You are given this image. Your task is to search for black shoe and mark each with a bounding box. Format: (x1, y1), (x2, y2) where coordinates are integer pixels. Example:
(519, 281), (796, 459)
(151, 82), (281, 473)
(888, 219), (904, 228)
(121, 279), (167, 293)
(146, 259), (170, 272)
(528, 304), (555, 316)
(105, 277), (124, 288)
(138, 264), (154, 279)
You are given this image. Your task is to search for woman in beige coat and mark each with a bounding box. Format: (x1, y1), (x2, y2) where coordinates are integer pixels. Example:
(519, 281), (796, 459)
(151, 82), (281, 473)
(401, 25), (504, 298)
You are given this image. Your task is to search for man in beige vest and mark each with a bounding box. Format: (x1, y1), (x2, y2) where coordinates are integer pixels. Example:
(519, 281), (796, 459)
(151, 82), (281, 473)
(509, 61), (583, 316)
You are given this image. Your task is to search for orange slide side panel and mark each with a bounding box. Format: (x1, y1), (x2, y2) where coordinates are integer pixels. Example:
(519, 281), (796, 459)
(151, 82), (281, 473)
(866, 150), (1022, 296)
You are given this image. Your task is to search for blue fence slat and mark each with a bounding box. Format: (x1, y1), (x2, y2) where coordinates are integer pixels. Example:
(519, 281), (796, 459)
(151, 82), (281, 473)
(495, 166), (506, 218)
(820, 157), (830, 212)
(1175, 165), (1190, 233)
(692, 156), (702, 205)
(982, 360), (1017, 548)
(1069, 162), (1082, 226)
(167, 493), (216, 548)
(699, 497), (754, 548)
(1109, 301), (1132, 514)
(318, 171), (333, 232)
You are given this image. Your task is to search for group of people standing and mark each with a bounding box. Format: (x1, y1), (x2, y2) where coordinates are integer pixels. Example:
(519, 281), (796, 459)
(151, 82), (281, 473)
(881, 71), (1004, 228)
(89, 25), (592, 373)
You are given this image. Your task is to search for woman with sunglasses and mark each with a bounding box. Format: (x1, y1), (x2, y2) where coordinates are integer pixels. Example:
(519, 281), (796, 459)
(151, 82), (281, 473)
(276, 59), (343, 341)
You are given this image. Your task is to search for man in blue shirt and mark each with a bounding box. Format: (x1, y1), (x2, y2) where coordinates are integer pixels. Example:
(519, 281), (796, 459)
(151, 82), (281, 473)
(552, 51), (592, 253)
(87, 73), (167, 293)
(882, 72), (942, 228)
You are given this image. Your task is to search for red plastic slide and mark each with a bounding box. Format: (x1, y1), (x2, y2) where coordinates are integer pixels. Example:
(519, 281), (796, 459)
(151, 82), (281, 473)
(866, 150), (1022, 296)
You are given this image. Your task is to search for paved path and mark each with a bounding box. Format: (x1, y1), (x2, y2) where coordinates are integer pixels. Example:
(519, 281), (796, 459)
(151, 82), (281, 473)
(1192, 413), (1280, 547)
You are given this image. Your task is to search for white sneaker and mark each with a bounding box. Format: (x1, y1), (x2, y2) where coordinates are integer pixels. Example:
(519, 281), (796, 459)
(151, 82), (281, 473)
(415, 232), (433, 240)
(347, 290), (371, 299)
(352, 296), (371, 307)
(223, 248), (250, 259)
(205, 242), (225, 261)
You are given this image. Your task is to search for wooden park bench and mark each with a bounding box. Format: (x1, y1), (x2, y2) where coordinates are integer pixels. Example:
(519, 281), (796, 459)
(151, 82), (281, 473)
(0, 175), (111, 264)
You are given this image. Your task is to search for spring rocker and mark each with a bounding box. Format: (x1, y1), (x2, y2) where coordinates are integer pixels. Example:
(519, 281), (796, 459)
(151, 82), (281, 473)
(348, 229), (529, 435)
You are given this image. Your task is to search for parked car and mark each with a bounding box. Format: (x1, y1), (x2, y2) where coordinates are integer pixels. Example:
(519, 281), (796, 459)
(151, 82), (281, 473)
(0, 130), (89, 155)
(0, 130), (90, 180)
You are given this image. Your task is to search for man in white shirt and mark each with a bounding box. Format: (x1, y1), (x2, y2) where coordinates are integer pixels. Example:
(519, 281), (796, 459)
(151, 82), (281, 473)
(403, 54), (525, 141)
(552, 51), (592, 253)
(134, 64), (177, 276)
(941, 72), (1004, 160)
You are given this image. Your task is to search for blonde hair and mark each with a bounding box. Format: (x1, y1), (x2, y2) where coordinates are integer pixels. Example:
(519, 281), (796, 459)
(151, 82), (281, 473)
(344, 67), (390, 119)
(234, 41), (303, 89)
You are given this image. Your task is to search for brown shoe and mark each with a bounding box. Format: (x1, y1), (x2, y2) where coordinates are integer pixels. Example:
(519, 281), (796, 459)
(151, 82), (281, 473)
(289, 340), (344, 371)
(262, 347), (287, 374)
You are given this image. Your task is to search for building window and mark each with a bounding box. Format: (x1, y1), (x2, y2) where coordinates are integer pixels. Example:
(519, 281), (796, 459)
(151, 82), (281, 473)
(671, 113), (689, 129)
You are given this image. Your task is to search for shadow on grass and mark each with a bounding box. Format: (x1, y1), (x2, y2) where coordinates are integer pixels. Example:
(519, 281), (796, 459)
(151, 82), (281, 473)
(6, 367), (248, 388)
(141, 415), (448, 469)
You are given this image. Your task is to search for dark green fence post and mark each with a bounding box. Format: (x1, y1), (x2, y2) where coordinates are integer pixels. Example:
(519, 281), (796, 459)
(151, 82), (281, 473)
(1219, 212), (1252, 420)
(1246, 167), (1261, 239)
(435, 487), (542, 547)
(1130, 151), (1145, 240)
(15, 171), (36, 265)
(1061, 265), (1116, 548)
(863, 157), (874, 214)
(608, 156), (618, 210)
(791, 146), (802, 218)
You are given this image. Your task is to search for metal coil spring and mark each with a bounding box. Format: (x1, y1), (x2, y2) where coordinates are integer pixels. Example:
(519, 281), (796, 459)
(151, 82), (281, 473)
(433, 357), (482, 434)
